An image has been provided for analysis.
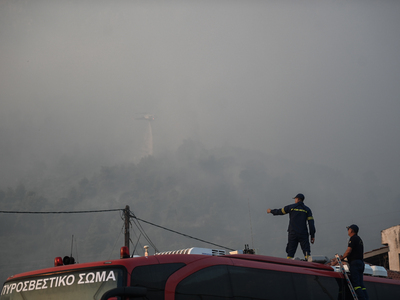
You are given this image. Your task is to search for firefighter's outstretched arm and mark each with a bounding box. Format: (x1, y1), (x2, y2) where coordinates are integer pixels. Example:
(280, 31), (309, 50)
(267, 207), (287, 216)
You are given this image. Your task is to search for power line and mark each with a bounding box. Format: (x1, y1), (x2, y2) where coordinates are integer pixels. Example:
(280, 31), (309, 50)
(0, 208), (235, 252)
(129, 212), (159, 253)
(0, 209), (122, 214)
(108, 223), (125, 260)
(129, 212), (235, 251)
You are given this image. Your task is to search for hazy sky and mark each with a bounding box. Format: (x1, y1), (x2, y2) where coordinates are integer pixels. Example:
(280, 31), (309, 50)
(1, 0), (400, 267)
(2, 0), (399, 187)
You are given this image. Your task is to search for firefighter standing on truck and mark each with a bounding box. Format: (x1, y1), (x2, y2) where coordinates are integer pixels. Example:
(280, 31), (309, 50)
(340, 224), (369, 300)
(267, 193), (316, 260)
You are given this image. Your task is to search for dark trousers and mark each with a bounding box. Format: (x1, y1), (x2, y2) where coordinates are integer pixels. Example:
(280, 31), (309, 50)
(349, 260), (369, 300)
(286, 233), (310, 258)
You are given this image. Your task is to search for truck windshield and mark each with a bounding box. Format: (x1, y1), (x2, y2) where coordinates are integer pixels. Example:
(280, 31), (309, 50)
(0, 267), (124, 300)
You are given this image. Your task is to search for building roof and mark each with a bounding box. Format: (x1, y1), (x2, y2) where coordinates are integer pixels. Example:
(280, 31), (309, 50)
(364, 246), (389, 258)
(363, 246), (389, 269)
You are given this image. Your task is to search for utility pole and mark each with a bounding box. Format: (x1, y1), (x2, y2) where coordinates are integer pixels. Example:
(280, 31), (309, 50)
(124, 205), (130, 252)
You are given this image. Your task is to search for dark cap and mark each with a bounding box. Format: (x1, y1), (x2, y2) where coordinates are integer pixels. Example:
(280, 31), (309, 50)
(293, 193), (305, 201)
(347, 224), (359, 234)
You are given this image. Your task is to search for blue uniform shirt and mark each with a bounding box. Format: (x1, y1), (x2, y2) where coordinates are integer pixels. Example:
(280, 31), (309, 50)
(347, 234), (364, 263)
(270, 202), (316, 238)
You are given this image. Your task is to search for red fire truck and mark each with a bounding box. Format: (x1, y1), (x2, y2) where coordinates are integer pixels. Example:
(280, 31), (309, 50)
(1, 247), (400, 300)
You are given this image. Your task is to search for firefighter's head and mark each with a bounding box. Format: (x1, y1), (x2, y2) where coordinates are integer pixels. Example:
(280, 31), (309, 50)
(293, 193), (305, 203)
(347, 224), (359, 236)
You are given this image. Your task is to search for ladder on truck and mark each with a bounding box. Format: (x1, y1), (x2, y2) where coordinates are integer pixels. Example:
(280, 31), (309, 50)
(335, 254), (358, 300)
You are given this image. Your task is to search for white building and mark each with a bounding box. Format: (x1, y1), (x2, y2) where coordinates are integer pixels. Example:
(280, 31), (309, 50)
(364, 224), (400, 272)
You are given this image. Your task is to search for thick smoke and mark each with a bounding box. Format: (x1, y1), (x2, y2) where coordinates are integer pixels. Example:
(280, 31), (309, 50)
(1, 0), (400, 285)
